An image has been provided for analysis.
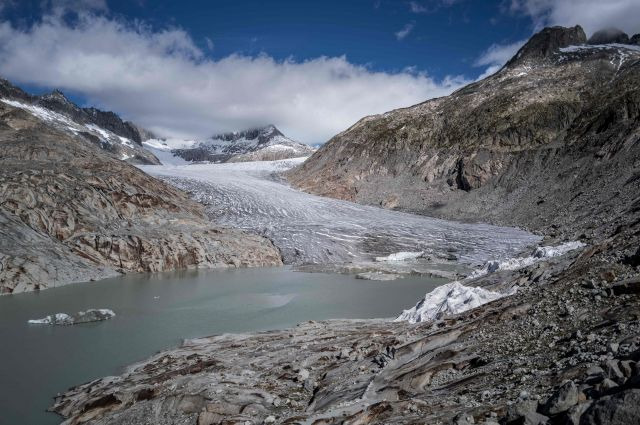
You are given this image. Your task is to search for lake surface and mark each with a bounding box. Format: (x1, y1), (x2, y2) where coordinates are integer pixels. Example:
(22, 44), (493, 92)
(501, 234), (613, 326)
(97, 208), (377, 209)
(0, 267), (446, 425)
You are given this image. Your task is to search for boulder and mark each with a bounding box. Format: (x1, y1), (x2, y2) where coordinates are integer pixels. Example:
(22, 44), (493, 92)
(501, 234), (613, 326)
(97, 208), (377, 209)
(611, 277), (640, 296)
(579, 389), (640, 425)
(540, 381), (580, 415)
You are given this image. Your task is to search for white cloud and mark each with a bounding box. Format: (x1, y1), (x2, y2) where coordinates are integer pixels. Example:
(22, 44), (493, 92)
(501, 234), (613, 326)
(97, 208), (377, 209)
(509, 0), (640, 36)
(409, 2), (429, 13)
(395, 23), (415, 40)
(473, 39), (526, 79)
(0, 13), (468, 143)
(409, 0), (462, 14)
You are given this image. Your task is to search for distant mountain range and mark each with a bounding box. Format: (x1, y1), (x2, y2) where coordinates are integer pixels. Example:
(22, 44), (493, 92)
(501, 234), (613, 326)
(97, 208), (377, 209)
(0, 79), (314, 167)
(144, 124), (315, 165)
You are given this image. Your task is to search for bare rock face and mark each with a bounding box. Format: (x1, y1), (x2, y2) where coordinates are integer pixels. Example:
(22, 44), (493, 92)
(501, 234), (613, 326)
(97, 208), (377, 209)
(288, 25), (640, 241)
(0, 101), (282, 294)
(506, 25), (586, 67)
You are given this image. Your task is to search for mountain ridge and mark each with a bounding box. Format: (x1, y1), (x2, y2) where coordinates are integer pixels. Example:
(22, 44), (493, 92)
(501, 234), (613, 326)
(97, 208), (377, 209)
(288, 25), (640, 243)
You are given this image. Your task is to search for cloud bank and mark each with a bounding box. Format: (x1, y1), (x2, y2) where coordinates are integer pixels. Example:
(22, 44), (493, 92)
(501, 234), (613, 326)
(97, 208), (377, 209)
(0, 13), (467, 144)
(474, 39), (526, 79)
(509, 0), (640, 36)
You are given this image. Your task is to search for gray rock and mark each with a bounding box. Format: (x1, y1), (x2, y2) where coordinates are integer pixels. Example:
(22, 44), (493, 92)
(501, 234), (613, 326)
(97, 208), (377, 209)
(515, 411), (550, 425)
(611, 277), (640, 296)
(564, 401), (592, 425)
(580, 389), (640, 425)
(540, 381), (580, 415)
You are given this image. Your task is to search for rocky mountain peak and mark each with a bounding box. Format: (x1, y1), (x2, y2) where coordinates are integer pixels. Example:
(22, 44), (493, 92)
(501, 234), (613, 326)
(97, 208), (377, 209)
(43, 89), (72, 104)
(212, 124), (284, 144)
(588, 27), (629, 45)
(505, 25), (587, 68)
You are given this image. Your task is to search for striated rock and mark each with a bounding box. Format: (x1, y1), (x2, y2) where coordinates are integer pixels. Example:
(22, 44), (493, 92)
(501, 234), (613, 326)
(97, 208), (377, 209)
(0, 99), (283, 294)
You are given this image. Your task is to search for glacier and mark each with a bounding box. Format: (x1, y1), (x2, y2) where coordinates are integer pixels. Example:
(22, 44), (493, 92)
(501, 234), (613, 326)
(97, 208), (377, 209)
(140, 159), (541, 278)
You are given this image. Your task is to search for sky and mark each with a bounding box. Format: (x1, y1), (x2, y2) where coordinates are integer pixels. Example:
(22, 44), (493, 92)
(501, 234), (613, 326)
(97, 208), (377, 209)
(0, 0), (638, 144)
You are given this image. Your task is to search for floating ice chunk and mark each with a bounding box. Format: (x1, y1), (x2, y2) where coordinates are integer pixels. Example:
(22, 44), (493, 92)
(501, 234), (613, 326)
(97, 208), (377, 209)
(395, 281), (510, 323)
(28, 313), (74, 325)
(28, 309), (115, 325)
(375, 251), (424, 262)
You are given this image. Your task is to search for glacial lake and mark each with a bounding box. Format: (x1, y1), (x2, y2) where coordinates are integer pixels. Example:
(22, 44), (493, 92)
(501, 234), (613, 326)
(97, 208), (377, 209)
(0, 267), (447, 425)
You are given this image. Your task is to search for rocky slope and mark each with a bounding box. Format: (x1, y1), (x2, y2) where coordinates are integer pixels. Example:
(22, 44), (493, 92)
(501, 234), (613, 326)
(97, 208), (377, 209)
(144, 125), (315, 164)
(0, 79), (160, 165)
(287, 26), (640, 242)
(0, 98), (282, 294)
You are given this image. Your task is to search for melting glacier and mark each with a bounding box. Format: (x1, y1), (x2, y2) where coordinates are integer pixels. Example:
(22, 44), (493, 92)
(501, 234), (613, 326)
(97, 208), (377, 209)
(140, 158), (541, 276)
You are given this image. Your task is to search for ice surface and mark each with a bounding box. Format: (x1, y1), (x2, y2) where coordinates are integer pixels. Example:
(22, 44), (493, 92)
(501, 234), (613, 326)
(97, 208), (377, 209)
(472, 241), (585, 277)
(395, 281), (510, 323)
(375, 251), (424, 262)
(139, 159), (541, 272)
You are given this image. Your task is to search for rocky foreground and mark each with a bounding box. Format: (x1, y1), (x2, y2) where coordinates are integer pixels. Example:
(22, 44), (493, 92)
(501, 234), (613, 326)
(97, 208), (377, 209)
(0, 94), (282, 294)
(51, 225), (639, 424)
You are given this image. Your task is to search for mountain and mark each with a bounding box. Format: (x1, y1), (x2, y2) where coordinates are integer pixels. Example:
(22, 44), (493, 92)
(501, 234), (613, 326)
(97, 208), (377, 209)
(143, 124), (315, 164)
(0, 79), (160, 165)
(288, 26), (640, 243)
(0, 80), (282, 294)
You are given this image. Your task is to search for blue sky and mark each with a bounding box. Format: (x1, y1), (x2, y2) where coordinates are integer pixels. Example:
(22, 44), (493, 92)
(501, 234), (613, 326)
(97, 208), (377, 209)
(0, 0), (638, 143)
(4, 0), (536, 80)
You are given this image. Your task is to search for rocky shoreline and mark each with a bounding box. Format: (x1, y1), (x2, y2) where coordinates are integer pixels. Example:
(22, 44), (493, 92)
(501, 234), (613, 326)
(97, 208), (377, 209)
(49, 228), (640, 424)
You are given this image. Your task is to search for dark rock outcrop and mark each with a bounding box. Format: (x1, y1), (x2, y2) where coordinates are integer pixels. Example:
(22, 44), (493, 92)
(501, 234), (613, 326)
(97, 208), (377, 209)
(588, 28), (630, 45)
(506, 25), (586, 67)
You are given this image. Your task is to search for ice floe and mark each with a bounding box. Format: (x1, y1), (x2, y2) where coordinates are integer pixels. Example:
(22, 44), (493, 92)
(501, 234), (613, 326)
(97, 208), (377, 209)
(28, 309), (115, 325)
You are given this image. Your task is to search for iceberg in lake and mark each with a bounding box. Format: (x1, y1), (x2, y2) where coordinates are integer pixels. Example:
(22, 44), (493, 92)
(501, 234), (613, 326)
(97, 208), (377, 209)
(28, 309), (115, 325)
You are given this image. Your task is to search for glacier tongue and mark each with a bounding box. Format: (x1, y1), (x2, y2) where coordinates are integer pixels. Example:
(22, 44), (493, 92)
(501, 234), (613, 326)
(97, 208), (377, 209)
(139, 159), (541, 276)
